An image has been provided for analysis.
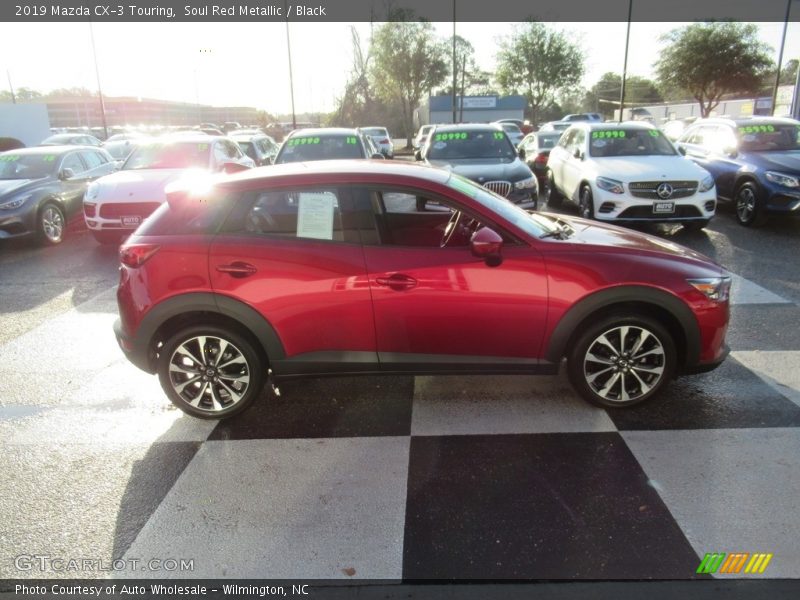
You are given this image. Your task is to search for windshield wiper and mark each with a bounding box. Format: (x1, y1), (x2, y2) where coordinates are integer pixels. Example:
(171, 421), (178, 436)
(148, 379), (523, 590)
(540, 228), (570, 240)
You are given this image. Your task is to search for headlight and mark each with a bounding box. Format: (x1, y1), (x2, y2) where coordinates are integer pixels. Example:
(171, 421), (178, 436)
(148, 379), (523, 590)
(514, 176), (537, 190)
(765, 171), (799, 188)
(596, 177), (625, 194)
(0, 194), (32, 210)
(85, 182), (100, 201)
(687, 277), (731, 302)
(698, 173), (715, 193)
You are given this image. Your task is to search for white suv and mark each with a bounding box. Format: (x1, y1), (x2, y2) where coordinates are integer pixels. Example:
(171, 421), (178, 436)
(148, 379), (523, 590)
(547, 122), (717, 230)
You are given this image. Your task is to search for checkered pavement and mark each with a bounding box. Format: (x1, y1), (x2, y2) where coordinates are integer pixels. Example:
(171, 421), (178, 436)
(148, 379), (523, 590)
(1, 274), (799, 581)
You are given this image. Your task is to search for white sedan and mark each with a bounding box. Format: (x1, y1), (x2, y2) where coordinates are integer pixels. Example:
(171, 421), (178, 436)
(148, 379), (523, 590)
(83, 135), (254, 244)
(546, 122), (717, 230)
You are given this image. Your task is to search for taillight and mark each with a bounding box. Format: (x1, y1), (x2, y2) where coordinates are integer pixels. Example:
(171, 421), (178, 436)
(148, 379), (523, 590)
(535, 152), (549, 165)
(119, 244), (160, 268)
(84, 202), (96, 217)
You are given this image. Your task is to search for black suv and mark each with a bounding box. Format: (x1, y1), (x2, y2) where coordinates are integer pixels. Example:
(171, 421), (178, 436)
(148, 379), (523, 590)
(676, 117), (800, 226)
(418, 124), (538, 209)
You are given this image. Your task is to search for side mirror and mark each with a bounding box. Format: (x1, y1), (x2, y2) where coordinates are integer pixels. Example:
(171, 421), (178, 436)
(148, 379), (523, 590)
(518, 147), (526, 160)
(220, 161), (250, 174)
(723, 145), (738, 158)
(573, 148), (583, 160)
(470, 226), (504, 267)
(370, 152), (385, 160)
(414, 150), (422, 161)
(58, 168), (76, 181)
(677, 146), (687, 156)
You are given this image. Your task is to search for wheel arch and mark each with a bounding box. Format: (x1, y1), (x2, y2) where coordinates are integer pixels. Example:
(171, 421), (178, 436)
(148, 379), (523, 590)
(545, 286), (699, 370)
(135, 292), (286, 373)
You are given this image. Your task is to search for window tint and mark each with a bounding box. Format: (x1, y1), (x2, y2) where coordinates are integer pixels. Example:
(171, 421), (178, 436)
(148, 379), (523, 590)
(81, 151), (106, 169)
(61, 153), (85, 174)
(223, 188), (359, 243)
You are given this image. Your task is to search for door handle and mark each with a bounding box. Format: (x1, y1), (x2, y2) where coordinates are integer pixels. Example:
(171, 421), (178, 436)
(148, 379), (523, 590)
(374, 273), (417, 291)
(216, 262), (257, 278)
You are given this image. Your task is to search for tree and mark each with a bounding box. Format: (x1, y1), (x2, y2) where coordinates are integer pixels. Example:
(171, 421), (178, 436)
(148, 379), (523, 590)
(436, 35), (495, 98)
(655, 22), (773, 118)
(584, 72), (664, 118)
(371, 15), (449, 146)
(780, 59), (799, 85)
(332, 26), (379, 128)
(495, 21), (584, 126)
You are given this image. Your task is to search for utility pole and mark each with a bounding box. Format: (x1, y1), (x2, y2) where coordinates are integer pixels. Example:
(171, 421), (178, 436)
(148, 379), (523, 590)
(89, 22), (109, 138)
(285, 17), (297, 130)
(771, 0), (792, 116)
(452, 0), (457, 124)
(6, 71), (15, 104)
(618, 0), (633, 123)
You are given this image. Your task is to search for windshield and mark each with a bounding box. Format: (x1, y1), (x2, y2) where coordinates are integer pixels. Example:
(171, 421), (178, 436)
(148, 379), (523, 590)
(0, 153), (59, 179)
(502, 124), (522, 134)
(427, 130), (517, 161)
(589, 128), (677, 157)
(538, 135), (560, 149)
(446, 173), (562, 238)
(275, 135), (365, 163)
(237, 141), (257, 160)
(123, 141), (211, 170)
(737, 123), (800, 152)
(105, 142), (135, 160)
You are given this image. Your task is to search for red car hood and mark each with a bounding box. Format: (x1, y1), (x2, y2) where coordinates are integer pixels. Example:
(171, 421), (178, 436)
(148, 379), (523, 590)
(557, 215), (722, 269)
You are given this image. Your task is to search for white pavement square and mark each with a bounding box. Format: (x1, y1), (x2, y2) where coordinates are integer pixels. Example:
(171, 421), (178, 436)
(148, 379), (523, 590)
(123, 437), (411, 579)
(622, 428), (800, 579)
(732, 351), (800, 409)
(729, 274), (791, 305)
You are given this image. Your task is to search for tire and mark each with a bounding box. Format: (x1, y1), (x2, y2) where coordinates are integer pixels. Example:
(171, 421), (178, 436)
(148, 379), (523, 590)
(578, 184), (595, 219)
(567, 313), (677, 409)
(547, 169), (563, 207)
(38, 202), (65, 245)
(734, 182), (768, 227)
(682, 219), (710, 231)
(157, 325), (266, 419)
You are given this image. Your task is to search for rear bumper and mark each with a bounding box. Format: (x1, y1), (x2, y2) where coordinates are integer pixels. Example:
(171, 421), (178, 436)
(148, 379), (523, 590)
(114, 318), (155, 374)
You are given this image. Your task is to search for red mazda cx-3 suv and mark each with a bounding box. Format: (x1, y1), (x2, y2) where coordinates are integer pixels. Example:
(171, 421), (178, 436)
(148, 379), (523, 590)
(114, 160), (730, 419)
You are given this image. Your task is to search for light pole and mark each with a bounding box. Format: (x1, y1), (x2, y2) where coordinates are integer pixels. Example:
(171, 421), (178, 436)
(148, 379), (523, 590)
(618, 0), (633, 123)
(771, 0), (793, 116)
(452, 0), (457, 124)
(88, 22), (109, 138)
(284, 4), (297, 130)
(6, 70), (15, 104)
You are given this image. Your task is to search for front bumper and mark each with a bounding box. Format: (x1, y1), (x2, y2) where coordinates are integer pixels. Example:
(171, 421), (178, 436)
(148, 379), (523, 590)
(765, 188), (800, 216)
(591, 186), (717, 222)
(0, 203), (38, 239)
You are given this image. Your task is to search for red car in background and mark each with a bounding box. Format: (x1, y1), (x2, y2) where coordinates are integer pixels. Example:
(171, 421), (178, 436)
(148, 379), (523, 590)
(114, 160), (730, 419)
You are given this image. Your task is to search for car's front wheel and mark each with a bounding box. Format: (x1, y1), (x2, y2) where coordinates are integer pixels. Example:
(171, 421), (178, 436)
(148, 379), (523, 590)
(578, 185), (595, 219)
(547, 169), (563, 207)
(38, 202), (65, 245)
(157, 325), (266, 419)
(567, 314), (676, 409)
(735, 182), (768, 227)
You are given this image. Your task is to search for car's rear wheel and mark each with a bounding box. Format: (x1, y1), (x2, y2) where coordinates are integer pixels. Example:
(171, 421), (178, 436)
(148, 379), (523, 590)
(578, 185), (594, 219)
(38, 202), (65, 245)
(157, 325), (266, 419)
(567, 314), (676, 409)
(547, 169), (563, 207)
(735, 182), (768, 227)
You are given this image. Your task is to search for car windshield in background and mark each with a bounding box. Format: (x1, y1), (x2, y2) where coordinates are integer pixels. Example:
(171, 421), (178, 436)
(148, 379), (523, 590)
(427, 130), (516, 161)
(0, 153), (58, 179)
(277, 135), (365, 162)
(237, 141), (257, 161)
(501, 124), (522, 134)
(589, 129), (676, 157)
(123, 142), (210, 170)
(538, 135), (561, 149)
(737, 123), (800, 152)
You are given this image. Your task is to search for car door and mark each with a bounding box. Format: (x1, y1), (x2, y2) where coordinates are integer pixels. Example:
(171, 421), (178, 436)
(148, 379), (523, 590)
(561, 129), (586, 198)
(548, 129), (574, 191)
(209, 185), (377, 375)
(55, 151), (92, 215)
(355, 185), (549, 369)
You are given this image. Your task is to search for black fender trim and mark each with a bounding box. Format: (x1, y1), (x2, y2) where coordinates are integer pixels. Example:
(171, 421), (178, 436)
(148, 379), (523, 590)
(133, 292), (286, 372)
(544, 286), (700, 367)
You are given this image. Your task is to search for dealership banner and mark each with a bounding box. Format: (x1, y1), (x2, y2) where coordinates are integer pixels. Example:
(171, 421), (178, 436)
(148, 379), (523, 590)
(3, 0), (800, 22)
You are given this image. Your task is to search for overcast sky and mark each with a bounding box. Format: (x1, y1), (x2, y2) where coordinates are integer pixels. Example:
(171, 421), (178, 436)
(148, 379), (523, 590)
(0, 21), (797, 116)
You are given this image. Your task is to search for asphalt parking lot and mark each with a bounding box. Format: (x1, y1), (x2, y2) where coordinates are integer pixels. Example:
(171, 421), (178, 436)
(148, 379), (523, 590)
(1, 191), (800, 585)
